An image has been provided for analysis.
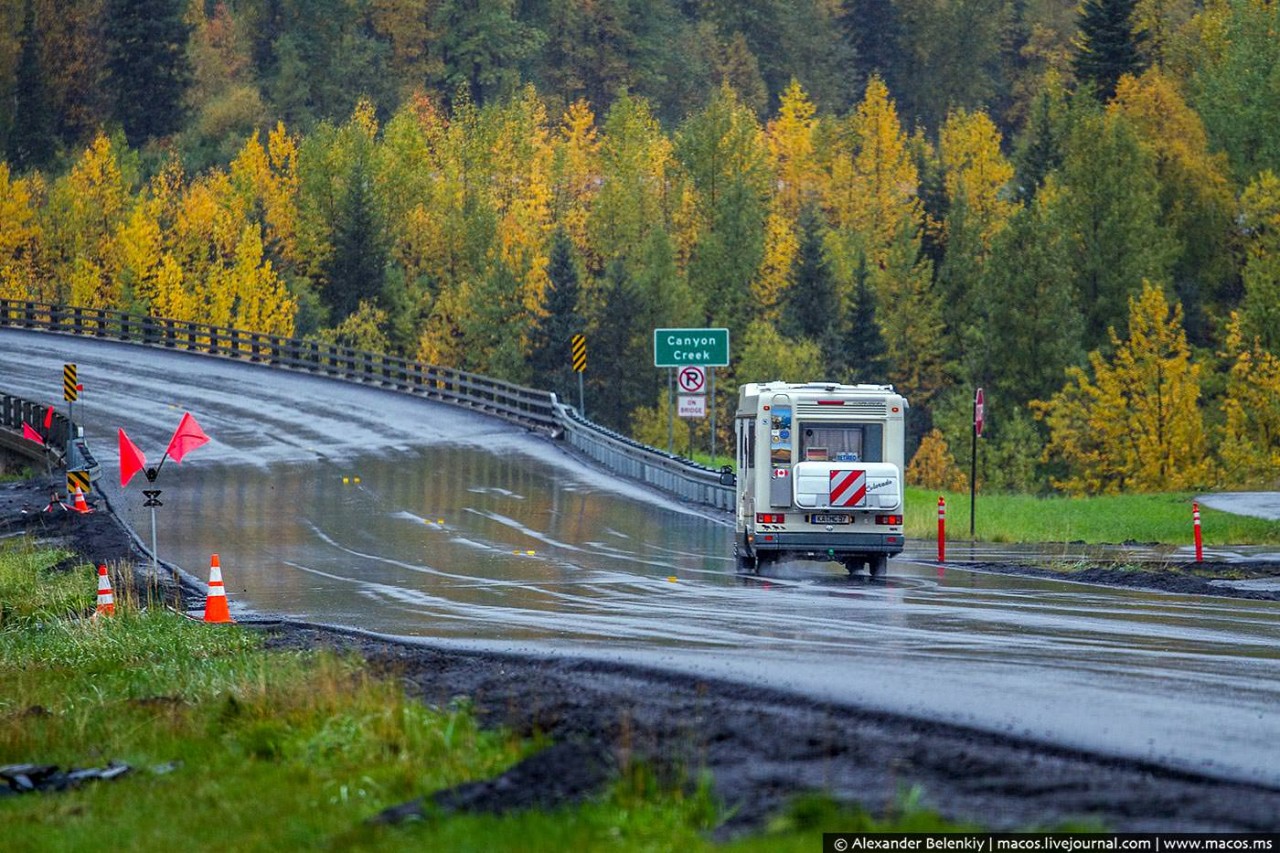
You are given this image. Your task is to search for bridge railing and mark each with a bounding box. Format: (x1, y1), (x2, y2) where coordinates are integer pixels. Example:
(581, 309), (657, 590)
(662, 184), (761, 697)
(0, 395), (70, 459)
(0, 300), (559, 433)
(552, 399), (734, 511)
(0, 300), (734, 510)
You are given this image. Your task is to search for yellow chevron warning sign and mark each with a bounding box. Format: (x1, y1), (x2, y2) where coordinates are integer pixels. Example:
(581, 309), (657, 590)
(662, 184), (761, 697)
(63, 364), (79, 402)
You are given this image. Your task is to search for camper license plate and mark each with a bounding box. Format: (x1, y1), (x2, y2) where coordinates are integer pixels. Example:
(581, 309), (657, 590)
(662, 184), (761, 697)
(810, 513), (852, 525)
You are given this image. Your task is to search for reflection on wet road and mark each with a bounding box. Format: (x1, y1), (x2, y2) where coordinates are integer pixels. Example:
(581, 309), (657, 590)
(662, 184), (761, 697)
(123, 449), (1280, 788)
(3, 329), (1280, 789)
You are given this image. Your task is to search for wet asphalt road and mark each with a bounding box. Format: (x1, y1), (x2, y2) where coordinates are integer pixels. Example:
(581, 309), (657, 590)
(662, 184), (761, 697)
(3, 328), (1279, 790)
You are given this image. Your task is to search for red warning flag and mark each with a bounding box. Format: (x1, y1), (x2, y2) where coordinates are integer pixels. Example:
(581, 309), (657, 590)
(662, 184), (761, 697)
(22, 423), (44, 445)
(43, 406), (53, 430)
(165, 412), (209, 463)
(119, 428), (147, 488)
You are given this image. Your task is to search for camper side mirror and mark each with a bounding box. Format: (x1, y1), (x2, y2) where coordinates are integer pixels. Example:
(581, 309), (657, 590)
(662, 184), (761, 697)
(718, 465), (736, 487)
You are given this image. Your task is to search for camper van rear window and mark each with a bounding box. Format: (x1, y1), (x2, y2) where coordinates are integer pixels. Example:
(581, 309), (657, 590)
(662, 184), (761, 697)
(800, 424), (883, 463)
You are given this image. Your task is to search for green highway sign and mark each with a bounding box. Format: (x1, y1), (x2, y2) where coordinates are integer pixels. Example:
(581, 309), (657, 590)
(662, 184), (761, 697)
(653, 327), (730, 367)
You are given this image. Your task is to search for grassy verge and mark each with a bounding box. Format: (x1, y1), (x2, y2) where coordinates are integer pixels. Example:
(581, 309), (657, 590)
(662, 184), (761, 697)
(0, 540), (979, 850)
(906, 488), (1280, 547)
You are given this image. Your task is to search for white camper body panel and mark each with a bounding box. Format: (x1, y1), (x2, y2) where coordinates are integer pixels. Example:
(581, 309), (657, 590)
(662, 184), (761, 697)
(793, 461), (902, 510)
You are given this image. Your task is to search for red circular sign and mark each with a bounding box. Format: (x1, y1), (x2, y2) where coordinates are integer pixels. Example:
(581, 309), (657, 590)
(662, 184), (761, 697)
(678, 366), (706, 393)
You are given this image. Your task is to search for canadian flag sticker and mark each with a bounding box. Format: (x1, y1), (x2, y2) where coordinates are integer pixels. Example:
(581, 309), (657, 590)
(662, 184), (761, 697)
(829, 469), (867, 507)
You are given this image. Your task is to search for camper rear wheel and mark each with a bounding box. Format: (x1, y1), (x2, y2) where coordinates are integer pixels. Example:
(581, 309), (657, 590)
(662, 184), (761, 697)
(734, 541), (758, 574)
(869, 555), (888, 578)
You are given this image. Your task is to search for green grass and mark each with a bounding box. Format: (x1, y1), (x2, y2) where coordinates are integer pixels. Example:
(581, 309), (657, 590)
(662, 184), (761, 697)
(906, 487), (1280, 546)
(0, 539), (983, 850)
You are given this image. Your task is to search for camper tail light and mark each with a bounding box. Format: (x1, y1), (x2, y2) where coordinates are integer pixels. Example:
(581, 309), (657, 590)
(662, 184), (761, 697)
(876, 514), (903, 526)
(756, 513), (786, 524)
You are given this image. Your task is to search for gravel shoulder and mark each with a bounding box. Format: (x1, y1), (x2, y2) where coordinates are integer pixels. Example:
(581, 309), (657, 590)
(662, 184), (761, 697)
(4, 477), (1280, 836)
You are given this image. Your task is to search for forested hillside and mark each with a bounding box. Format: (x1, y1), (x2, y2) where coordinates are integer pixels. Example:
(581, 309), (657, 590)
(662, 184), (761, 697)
(1, 0), (1279, 495)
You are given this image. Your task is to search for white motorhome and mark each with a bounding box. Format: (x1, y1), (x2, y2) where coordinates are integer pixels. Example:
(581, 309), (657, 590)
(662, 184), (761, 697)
(727, 381), (907, 576)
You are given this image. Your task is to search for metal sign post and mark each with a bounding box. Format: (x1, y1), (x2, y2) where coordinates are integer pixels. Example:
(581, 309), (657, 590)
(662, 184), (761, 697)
(143, 488), (163, 574)
(710, 370), (717, 464)
(667, 369), (674, 454)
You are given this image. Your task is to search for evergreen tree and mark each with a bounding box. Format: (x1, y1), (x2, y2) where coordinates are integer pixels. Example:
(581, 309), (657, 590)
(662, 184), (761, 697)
(1189, 0), (1280, 182)
(589, 259), (649, 431)
(677, 86), (770, 340)
(1238, 172), (1280, 355)
(103, 0), (192, 145)
(322, 157), (387, 323)
(431, 0), (542, 107)
(843, 0), (903, 101)
(844, 254), (887, 384)
(937, 193), (985, 379)
(1012, 78), (1069, 201)
(979, 200), (1081, 406)
(893, 0), (1007, 132)
(1071, 0), (1146, 102)
(8, 0), (56, 172)
(465, 261), (529, 381)
(1054, 110), (1175, 352)
(780, 203), (840, 365)
(528, 228), (583, 402)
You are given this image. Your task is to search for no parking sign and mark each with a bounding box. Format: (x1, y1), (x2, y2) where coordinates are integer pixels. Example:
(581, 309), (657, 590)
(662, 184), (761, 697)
(677, 366), (706, 394)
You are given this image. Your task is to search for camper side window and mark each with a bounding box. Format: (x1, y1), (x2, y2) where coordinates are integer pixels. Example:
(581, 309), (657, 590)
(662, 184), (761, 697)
(800, 424), (883, 463)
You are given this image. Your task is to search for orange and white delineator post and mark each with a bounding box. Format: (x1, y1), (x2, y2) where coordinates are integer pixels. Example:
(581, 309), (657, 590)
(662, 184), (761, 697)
(202, 554), (234, 624)
(937, 495), (947, 563)
(95, 563), (115, 616)
(1193, 502), (1203, 562)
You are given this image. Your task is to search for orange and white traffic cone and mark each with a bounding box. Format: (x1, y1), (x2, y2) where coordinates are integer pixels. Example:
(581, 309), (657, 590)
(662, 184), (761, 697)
(202, 554), (234, 624)
(95, 564), (115, 616)
(72, 485), (92, 514)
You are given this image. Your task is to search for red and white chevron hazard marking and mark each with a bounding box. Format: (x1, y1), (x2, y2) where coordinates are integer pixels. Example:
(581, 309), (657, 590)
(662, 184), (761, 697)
(829, 469), (867, 507)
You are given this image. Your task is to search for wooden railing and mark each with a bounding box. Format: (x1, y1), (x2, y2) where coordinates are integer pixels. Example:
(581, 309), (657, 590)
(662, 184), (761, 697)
(0, 300), (733, 510)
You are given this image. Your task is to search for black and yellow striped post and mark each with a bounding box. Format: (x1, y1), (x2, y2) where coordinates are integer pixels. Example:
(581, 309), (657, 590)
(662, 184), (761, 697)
(63, 363), (80, 454)
(67, 470), (91, 500)
(63, 364), (78, 402)
(570, 334), (586, 416)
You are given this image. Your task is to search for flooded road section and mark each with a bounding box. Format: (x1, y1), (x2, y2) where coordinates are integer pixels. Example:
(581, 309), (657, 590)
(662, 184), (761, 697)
(3, 329), (1280, 789)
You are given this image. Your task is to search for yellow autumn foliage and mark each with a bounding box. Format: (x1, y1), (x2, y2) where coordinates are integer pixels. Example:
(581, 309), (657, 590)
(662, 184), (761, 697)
(1035, 282), (1209, 494)
(0, 163), (43, 301)
(1219, 312), (1280, 487)
(907, 428), (968, 492)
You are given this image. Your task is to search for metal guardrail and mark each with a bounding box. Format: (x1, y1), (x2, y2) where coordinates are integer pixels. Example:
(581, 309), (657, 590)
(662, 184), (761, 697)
(0, 300), (734, 510)
(553, 401), (734, 511)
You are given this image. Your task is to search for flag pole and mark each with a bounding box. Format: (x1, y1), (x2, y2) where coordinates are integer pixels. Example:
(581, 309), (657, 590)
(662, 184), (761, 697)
(150, 505), (158, 575)
(143, 454), (168, 577)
